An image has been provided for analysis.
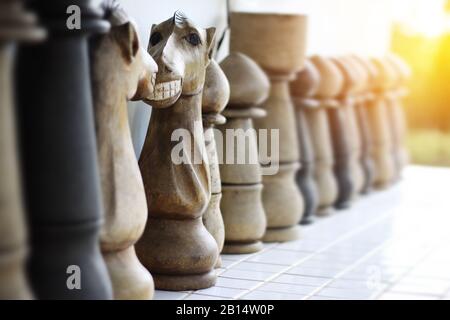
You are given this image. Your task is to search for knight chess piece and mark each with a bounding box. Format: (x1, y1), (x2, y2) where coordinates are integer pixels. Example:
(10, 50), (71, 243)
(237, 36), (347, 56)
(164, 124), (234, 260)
(136, 12), (219, 291)
(0, 0), (44, 299)
(332, 56), (365, 199)
(201, 59), (230, 267)
(385, 54), (411, 178)
(15, 0), (112, 299)
(347, 55), (376, 194)
(303, 58), (338, 216)
(217, 52), (269, 253)
(367, 57), (396, 189)
(290, 60), (320, 225)
(311, 55), (354, 210)
(230, 12), (307, 242)
(91, 3), (157, 300)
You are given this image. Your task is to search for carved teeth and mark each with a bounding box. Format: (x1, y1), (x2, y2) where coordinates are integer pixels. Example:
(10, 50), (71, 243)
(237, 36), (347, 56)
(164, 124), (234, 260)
(150, 80), (181, 101)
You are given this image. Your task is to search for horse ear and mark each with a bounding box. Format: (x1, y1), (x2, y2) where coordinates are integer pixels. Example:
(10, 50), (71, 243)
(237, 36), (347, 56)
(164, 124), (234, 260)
(205, 27), (216, 61)
(114, 22), (140, 64)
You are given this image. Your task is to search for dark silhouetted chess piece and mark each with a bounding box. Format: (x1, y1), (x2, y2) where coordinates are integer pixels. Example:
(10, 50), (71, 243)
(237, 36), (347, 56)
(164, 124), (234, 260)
(15, 0), (113, 299)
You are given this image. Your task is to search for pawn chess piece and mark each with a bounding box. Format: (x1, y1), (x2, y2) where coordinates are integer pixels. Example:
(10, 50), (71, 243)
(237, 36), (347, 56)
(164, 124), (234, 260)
(290, 60), (320, 225)
(311, 55), (354, 210)
(91, 3), (157, 300)
(385, 54), (410, 177)
(217, 52), (269, 253)
(136, 12), (219, 290)
(303, 58), (338, 216)
(332, 56), (365, 199)
(230, 12), (307, 241)
(367, 57), (396, 189)
(15, 0), (113, 299)
(0, 0), (44, 299)
(347, 55), (376, 194)
(201, 59), (229, 267)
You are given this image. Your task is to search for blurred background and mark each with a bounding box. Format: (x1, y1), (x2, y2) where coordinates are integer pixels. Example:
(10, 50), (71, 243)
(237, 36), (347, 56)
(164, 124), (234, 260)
(123, 0), (450, 166)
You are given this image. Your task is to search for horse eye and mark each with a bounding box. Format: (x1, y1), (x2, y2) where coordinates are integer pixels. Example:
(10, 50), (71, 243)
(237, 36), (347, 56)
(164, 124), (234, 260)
(150, 32), (162, 46)
(185, 33), (201, 46)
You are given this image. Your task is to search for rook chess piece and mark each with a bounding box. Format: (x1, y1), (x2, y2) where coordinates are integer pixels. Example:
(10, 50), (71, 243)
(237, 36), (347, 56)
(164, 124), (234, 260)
(91, 3), (157, 300)
(290, 60), (320, 224)
(202, 59), (229, 267)
(136, 12), (219, 291)
(230, 12), (307, 241)
(15, 0), (113, 299)
(0, 0), (44, 299)
(217, 52), (269, 253)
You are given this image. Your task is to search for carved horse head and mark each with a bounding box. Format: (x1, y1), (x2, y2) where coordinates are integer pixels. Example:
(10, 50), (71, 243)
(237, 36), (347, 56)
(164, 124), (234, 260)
(100, 0), (158, 101)
(144, 11), (216, 108)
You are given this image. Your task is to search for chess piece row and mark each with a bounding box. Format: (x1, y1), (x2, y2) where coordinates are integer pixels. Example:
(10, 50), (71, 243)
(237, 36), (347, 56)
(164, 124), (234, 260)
(289, 54), (410, 223)
(1, 3), (410, 300)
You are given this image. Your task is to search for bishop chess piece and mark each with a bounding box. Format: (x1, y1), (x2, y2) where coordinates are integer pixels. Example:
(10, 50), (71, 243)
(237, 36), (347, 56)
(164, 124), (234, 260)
(230, 12), (307, 241)
(332, 56), (365, 199)
(348, 55), (376, 194)
(15, 0), (113, 299)
(304, 57), (338, 216)
(367, 57), (396, 189)
(290, 60), (320, 224)
(0, 0), (44, 299)
(217, 52), (269, 253)
(136, 12), (219, 290)
(202, 59), (229, 266)
(91, 3), (157, 299)
(386, 54), (411, 178)
(311, 55), (354, 210)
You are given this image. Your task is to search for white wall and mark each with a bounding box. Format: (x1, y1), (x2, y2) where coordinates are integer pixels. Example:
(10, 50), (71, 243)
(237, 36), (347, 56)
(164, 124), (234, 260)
(121, 0), (395, 157)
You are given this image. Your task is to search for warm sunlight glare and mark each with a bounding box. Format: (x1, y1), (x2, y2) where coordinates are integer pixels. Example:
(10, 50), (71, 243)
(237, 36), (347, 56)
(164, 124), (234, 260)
(392, 0), (450, 37)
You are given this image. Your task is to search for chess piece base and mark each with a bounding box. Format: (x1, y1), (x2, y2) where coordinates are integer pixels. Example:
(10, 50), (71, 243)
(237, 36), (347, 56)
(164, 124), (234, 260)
(263, 225), (302, 242)
(222, 241), (264, 254)
(103, 246), (154, 300)
(316, 207), (333, 217)
(152, 270), (217, 291)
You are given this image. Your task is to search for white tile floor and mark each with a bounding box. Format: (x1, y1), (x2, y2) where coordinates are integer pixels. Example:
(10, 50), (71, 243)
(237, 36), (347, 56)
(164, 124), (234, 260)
(154, 165), (450, 300)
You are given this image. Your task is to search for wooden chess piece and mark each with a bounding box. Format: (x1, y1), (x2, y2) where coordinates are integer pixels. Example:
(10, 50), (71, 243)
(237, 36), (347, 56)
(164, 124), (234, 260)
(303, 57), (338, 216)
(230, 12), (307, 242)
(0, 0), (44, 299)
(385, 54), (410, 177)
(90, 3), (157, 300)
(331, 56), (365, 199)
(367, 57), (396, 189)
(290, 60), (320, 224)
(15, 0), (113, 299)
(202, 59), (229, 267)
(217, 52), (269, 253)
(347, 55), (376, 194)
(311, 55), (353, 210)
(136, 12), (219, 291)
